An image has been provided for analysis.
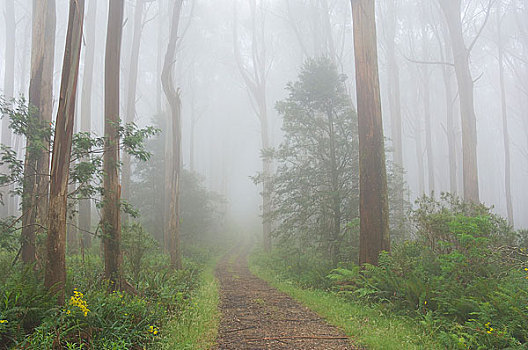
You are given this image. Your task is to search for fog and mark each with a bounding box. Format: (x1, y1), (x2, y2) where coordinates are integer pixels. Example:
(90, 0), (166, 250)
(1, 0), (528, 234)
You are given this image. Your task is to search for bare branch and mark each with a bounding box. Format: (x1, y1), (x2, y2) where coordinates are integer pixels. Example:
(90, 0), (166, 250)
(467, 0), (497, 53)
(404, 55), (455, 67)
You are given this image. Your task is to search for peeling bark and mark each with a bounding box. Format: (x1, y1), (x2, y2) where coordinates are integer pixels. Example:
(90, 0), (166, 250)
(21, 0), (56, 264)
(45, 0), (84, 302)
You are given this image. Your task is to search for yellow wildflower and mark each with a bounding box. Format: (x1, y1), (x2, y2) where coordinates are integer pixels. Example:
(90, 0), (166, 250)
(69, 290), (90, 316)
(148, 325), (159, 335)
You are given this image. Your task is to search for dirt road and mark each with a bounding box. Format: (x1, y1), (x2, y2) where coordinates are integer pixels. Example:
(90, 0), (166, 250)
(214, 244), (356, 349)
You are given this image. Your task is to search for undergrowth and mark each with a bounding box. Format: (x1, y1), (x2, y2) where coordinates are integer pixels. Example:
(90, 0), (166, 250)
(250, 194), (528, 349)
(0, 234), (222, 350)
(250, 250), (442, 350)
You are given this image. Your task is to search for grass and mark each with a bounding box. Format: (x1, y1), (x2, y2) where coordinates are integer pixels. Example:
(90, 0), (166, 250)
(249, 252), (443, 350)
(159, 258), (220, 350)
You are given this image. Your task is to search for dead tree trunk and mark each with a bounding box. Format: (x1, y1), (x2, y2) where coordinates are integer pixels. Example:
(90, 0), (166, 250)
(122, 0), (146, 223)
(351, 0), (390, 266)
(438, 0), (480, 202)
(103, 0), (124, 284)
(79, 0), (98, 250)
(1, 0), (16, 217)
(45, 0), (84, 303)
(21, 0), (56, 264)
(161, 0), (184, 270)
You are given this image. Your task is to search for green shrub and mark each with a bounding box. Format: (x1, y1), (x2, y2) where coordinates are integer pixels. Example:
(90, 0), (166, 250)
(122, 223), (158, 284)
(328, 194), (528, 349)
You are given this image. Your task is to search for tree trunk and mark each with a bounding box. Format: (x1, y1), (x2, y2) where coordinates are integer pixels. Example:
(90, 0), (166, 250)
(161, 0), (184, 270)
(419, 6), (435, 196)
(386, 0), (404, 219)
(442, 63), (457, 194)
(21, 0), (56, 264)
(1, 0), (15, 218)
(163, 124), (172, 254)
(414, 113), (425, 195)
(103, 0), (124, 284)
(122, 0), (146, 223)
(439, 0), (479, 202)
(79, 0), (97, 250)
(45, 0), (84, 303)
(422, 66), (434, 194)
(190, 116), (196, 172)
(497, 13), (514, 226)
(260, 100), (272, 253)
(156, 0), (167, 114)
(327, 108), (340, 265)
(433, 21), (458, 194)
(351, 0), (390, 266)
(233, 0), (272, 252)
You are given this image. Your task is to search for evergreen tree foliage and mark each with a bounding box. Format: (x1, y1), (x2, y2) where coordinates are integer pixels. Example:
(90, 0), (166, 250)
(263, 57), (359, 262)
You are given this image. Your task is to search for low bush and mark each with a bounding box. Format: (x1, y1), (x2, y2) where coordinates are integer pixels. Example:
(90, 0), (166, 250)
(328, 194), (528, 349)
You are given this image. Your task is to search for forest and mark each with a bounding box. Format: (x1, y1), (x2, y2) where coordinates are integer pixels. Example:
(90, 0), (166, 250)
(0, 0), (527, 349)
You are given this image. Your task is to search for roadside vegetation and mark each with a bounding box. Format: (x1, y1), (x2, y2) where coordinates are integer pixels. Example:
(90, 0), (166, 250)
(251, 193), (528, 349)
(246, 57), (528, 350)
(0, 100), (225, 349)
(250, 251), (442, 350)
(0, 240), (223, 350)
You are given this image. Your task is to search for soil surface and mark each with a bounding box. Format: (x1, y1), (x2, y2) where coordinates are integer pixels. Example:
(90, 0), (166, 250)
(214, 243), (356, 349)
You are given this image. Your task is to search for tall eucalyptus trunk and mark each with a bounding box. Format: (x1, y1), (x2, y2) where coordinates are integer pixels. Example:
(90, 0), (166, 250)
(45, 0), (84, 302)
(351, 0), (390, 266)
(103, 0), (124, 284)
(21, 0), (56, 264)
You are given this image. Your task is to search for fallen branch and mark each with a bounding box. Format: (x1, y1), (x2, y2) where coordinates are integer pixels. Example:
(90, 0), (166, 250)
(246, 335), (349, 341)
(225, 326), (256, 333)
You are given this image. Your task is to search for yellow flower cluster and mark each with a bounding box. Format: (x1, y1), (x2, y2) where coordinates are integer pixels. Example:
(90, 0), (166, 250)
(148, 325), (159, 335)
(485, 322), (494, 334)
(69, 290), (90, 317)
(112, 290), (124, 298)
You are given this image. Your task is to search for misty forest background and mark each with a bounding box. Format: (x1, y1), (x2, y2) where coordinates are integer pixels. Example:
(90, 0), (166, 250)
(0, 0), (527, 349)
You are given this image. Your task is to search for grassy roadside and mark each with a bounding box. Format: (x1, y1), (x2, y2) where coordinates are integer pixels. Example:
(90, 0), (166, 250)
(160, 257), (220, 350)
(249, 251), (442, 350)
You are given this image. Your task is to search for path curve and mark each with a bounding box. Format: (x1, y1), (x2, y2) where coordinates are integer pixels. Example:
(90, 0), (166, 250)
(214, 242), (356, 349)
